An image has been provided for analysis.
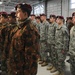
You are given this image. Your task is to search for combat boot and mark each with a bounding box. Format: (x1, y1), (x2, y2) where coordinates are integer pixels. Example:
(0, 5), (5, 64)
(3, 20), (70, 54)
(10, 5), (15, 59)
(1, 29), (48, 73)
(47, 65), (53, 70)
(50, 66), (57, 73)
(39, 61), (44, 64)
(41, 62), (48, 66)
(52, 71), (60, 75)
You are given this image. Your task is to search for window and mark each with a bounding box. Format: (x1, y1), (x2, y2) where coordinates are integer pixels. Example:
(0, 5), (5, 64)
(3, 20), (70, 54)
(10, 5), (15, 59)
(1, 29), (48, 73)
(34, 4), (45, 15)
(70, 0), (75, 9)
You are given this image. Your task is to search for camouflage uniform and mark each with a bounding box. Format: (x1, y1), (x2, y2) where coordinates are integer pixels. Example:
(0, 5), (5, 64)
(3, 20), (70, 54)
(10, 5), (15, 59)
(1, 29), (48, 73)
(2, 22), (17, 75)
(36, 22), (41, 33)
(40, 20), (49, 61)
(47, 22), (57, 65)
(7, 19), (40, 75)
(55, 25), (69, 72)
(0, 23), (9, 75)
(69, 26), (75, 75)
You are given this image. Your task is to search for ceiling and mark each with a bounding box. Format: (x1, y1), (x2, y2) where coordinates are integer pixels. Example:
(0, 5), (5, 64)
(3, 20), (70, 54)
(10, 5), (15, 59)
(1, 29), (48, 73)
(0, 0), (47, 13)
(0, 0), (46, 6)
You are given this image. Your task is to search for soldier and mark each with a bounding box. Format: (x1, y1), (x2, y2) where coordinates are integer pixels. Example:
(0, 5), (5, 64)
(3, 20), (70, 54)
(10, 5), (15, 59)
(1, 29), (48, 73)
(68, 12), (75, 75)
(6, 3), (40, 75)
(54, 16), (69, 75)
(39, 13), (49, 66)
(35, 16), (41, 33)
(8, 12), (16, 25)
(35, 16), (42, 61)
(30, 14), (37, 26)
(47, 15), (57, 72)
(66, 17), (74, 33)
(0, 12), (8, 75)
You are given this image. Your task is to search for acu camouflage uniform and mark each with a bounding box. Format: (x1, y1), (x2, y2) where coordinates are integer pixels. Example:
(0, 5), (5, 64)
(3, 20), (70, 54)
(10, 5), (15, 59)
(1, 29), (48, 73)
(69, 26), (75, 75)
(55, 25), (69, 72)
(40, 20), (49, 61)
(47, 22), (57, 65)
(7, 19), (40, 75)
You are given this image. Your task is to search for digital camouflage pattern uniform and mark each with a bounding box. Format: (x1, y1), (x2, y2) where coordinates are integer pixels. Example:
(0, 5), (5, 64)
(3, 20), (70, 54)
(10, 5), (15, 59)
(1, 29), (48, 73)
(40, 20), (49, 61)
(47, 22), (57, 65)
(7, 19), (40, 75)
(55, 25), (69, 72)
(36, 22), (41, 33)
(69, 26), (75, 75)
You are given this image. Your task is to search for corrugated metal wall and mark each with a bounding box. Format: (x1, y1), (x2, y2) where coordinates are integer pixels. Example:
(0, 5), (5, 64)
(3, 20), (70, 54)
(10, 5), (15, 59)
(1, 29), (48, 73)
(47, 0), (62, 18)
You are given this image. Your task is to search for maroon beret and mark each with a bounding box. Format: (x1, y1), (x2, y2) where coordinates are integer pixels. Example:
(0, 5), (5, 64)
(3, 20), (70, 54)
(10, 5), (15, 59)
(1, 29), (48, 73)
(35, 16), (40, 19)
(30, 14), (35, 16)
(15, 3), (32, 16)
(8, 12), (16, 18)
(72, 12), (75, 17)
(1, 12), (8, 18)
(40, 14), (46, 16)
(56, 16), (64, 20)
(50, 14), (56, 18)
(66, 17), (72, 20)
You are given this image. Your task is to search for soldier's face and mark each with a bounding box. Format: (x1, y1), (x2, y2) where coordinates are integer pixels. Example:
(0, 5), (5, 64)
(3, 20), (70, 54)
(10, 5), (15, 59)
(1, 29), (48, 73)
(72, 16), (75, 24)
(0, 15), (7, 23)
(50, 17), (55, 23)
(8, 16), (13, 23)
(40, 16), (45, 21)
(56, 18), (62, 25)
(16, 8), (27, 21)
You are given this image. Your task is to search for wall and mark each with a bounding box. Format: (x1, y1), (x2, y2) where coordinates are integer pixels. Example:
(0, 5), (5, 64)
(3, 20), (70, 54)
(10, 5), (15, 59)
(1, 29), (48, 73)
(47, 0), (62, 18)
(47, 0), (75, 19)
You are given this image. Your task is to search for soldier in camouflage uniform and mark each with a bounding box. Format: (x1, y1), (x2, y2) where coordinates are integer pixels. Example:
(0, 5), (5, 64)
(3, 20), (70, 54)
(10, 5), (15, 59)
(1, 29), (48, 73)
(1, 12), (17, 75)
(35, 16), (42, 61)
(35, 16), (41, 33)
(47, 15), (57, 72)
(30, 14), (37, 27)
(39, 14), (49, 66)
(54, 16), (69, 75)
(6, 3), (40, 75)
(0, 12), (9, 75)
(68, 12), (75, 75)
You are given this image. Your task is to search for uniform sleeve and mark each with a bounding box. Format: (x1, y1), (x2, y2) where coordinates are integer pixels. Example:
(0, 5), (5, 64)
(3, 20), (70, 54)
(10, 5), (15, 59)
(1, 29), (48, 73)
(63, 28), (69, 52)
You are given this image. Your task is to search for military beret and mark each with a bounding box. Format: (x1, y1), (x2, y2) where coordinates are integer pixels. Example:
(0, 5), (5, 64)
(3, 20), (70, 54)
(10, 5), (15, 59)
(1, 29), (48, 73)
(40, 14), (46, 16)
(50, 14), (56, 18)
(30, 14), (35, 16)
(15, 3), (32, 16)
(56, 16), (64, 20)
(1, 12), (8, 18)
(35, 16), (40, 19)
(66, 17), (72, 20)
(72, 12), (75, 17)
(8, 12), (16, 18)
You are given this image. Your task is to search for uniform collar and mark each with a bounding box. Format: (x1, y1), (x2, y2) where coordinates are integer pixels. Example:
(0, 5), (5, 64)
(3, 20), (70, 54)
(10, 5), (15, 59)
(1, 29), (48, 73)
(17, 18), (30, 29)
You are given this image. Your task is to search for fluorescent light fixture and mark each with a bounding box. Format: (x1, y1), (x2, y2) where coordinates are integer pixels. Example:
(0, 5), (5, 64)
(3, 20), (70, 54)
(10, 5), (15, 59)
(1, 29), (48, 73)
(0, 2), (3, 4)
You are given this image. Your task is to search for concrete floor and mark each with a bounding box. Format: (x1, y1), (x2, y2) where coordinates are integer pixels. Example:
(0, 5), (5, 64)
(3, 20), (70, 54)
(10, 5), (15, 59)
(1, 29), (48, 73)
(37, 56), (72, 75)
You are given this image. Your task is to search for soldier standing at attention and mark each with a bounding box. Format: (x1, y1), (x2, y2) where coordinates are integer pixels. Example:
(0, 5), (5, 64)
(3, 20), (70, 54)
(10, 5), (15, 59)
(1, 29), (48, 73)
(54, 16), (69, 75)
(47, 15), (57, 72)
(68, 12), (75, 75)
(7, 3), (40, 75)
(39, 14), (49, 66)
(30, 14), (37, 26)
(0, 12), (8, 75)
(8, 12), (16, 25)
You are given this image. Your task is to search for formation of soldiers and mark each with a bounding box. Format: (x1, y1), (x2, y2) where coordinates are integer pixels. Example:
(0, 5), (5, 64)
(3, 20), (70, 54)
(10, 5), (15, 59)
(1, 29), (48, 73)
(0, 3), (40, 75)
(30, 13), (75, 75)
(0, 2), (75, 75)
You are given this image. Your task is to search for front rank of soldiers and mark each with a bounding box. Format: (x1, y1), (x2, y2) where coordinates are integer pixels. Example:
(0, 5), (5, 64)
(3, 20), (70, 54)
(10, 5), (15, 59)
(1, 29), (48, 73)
(0, 3), (40, 75)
